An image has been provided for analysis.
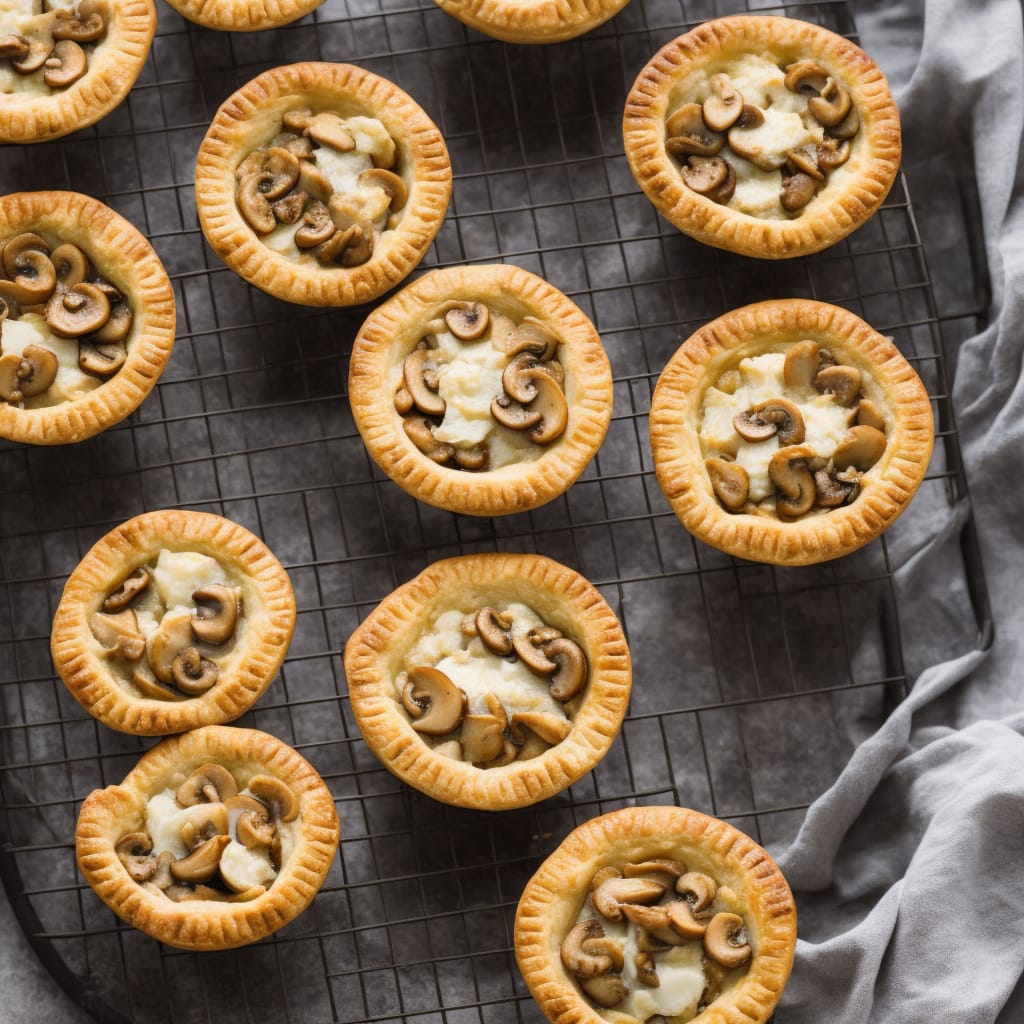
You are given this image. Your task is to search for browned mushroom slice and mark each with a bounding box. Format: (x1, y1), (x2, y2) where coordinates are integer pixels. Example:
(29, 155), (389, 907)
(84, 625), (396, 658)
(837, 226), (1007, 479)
(89, 608), (146, 661)
(703, 912), (752, 968)
(580, 974), (629, 1009)
(307, 112), (355, 152)
(16, 345), (58, 398)
(619, 903), (689, 947)
(675, 871), (717, 912)
(169, 834), (232, 884)
(734, 399), (805, 445)
(666, 897), (707, 940)
(702, 73), (744, 132)
(46, 281), (111, 337)
(235, 150), (267, 181)
(815, 468), (855, 508)
(0, 34), (29, 60)
(53, 4), (107, 44)
(591, 876), (666, 921)
(248, 775), (300, 823)
(623, 858), (687, 881)
(445, 301), (490, 341)
(226, 795), (276, 849)
(92, 302), (133, 345)
(338, 224), (373, 267)
(809, 78), (853, 127)
(727, 105), (787, 171)
(634, 952), (659, 988)
(358, 168), (408, 213)
(147, 611), (195, 683)
(781, 172), (818, 212)
(403, 345), (445, 416)
(262, 147), (301, 200)
(705, 457), (749, 511)
(2, 232), (49, 276)
(42, 40), (87, 89)
(815, 364), (862, 406)
(474, 607), (513, 655)
(783, 339), (821, 388)
(769, 445), (817, 518)
(116, 833), (158, 882)
(817, 136), (852, 171)
(171, 647), (219, 695)
(403, 416), (455, 464)
(490, 393), (543, 432)
(282, 108), (313, 133)
(681, 155), (729, 195)
(733, 412), (776, 442)
(832, 425), (886, 472)
(829, 103), (861, 140)
(460, 711), (505, 765)
(545, 637), (587, 702)
(453, 445), (488, 471)
(50, 243), (89, 289)
(0, 354), (26, 403)
(178, 764), (238, 806)
(131, 670), (185, 702)
(10, 36), (50, 73)
(527, 373), (569, 444)
(787, 145), (825, 181)
(294, 200), (335, 248)
(709, 160), (737, 205)
(784, 60), (830, 95)
(296, 161), (334, 204)
(511, 629), (557, 676)
(273, 191), (309, 225)
(506, 317), (560, 361)
(79, 339), (127, 377)
(665, 102), (725, 158)
(237, 172), (277, 235)
(393, 385), (415, 415)
(509, 711), (572, 748)
(191, 583), (239, 645)
(179, 803), (229, 850)
(1, 251), (57, 306)
(403, 666), (467, 735)
(561, 919), (618, 978)
(103, 567), (152, 611)
(856, 398), (886, 431)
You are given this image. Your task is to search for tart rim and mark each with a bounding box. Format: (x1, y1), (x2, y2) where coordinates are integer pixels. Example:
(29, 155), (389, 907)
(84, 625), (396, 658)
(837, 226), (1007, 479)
(433, 0), (631, 45)
(163, 0), (325, 31)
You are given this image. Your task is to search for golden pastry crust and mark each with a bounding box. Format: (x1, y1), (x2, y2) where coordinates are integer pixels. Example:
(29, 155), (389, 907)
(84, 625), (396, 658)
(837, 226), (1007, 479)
(164, 0), (324, 30)
(0, 1), (155, 144)
(349, 264), (612, 516)
(434, 0), (630, 44)
(650, 299), (934, 565)
(516, 806), (795, 1024)
(51, 510), (296, 735)
(623, 15), (901, 259)
(194, 62), (452, 307)
(0, 191), (175, 445)
(344, 553), (631, 810)
(75, 724), (340, 951)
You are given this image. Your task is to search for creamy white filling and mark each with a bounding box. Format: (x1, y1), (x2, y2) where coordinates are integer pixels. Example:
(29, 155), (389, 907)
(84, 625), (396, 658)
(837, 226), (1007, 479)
(0, 313), (100, 406)
(0, 0), (96, 97)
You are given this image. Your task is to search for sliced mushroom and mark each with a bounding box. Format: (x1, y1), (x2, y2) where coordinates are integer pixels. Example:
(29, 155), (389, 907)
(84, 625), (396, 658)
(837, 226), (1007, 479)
(403, 344), (445, 417)
(11, 36), (50, 74)
(461, 712), (505, 765)
(783, 339), (821, 388)
(273, 191), (308, 225)
(147, 611), (194, 683)
(2, 250), (57, 305)
(178, 764), (238, 806)
(809, 78), (853, 128)
(46, 282), (111, 337)
(116, 833), (158, 882)
(0, 354), (26, 403)
(43, 40), (87, 89)
(619, 904), (689, 947)
(665, 897), (707, 940)
(545, 637), (587, 702)
(358, 168), (408, 213)
(781, 172), (818, 212)
(828, 103), (861, 140)
(561, 919), (618, 978)
(79, 340), (127, 377)
(856, 398), (886, 431)
(817, 136), (852, 170)
(815, 468), (854, 508)
(307, 112), (355, 152)
(768, 445), (817, 518)
(511, 629), (557, 676)
(509, 711), (572, 746)
(579, 973), (628, 1009)
(403, 415), (454, 464)
(787, 145), (825, 181)
(337, 224), (373, 267)
(506, 317), (560, 361)
(634, 952), (659, 988)
(665, 103), (724, 158)
(706, 457), (749, 511)
(235, 150), (267, 181)
(815, 364), (862, 406)
(262, 147), (301, 200)
(89, 608), (146, 661)
(784, 60), (830, 95)
(681, 155), (729, 196)
(453, 445), (488, 471)
(490, 393), (543, 432)
(526, 373), (569, 444)
(702, 73), (744, 131)
(52, 7), (107, 44)
(130, 670), (184, 702)
(292, 200), (334, 248)
(296, 161), (334, 204)
(180, 803), (229, 850)
(403, 665), (467, 735)
(0, 35), (29, 60)
(2, 232), (49, 276)
(709, 160), (737, 204)
(237, 172), (277, 235)
(171, 647), (219, 695)
(282, 108), (313, 133)
(474, 607), (513, 655)
(169, 834), (232, 884)
(191, 583), (239, 645)
(393, 384), (414, 415)
(832, 425), (886, 472)
(675, 871), (717, 912)
(94, 303), (133, 345)
(247, 775), (300, 823)
(703, 912), (751, 968)
(433, 739), (463, 761)
(233, 798), (276, 848)
(591, 876), (666, 921)
(50, 243), (89, 289)
(16, 345), (58, 397)
(734, 399), (805, 445)
(440, 301), (489, 342)
(623, 858), (687, 880)
(727, 105), (787, 171)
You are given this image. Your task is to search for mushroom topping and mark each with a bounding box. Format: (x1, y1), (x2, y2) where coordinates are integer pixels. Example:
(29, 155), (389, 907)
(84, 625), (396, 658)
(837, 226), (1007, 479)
(393, 385), (414, 415)
(237, 172), (277, 235)
(703, 912), (751, 968)
(296, 161), (334, 204)
(178, 764), (238, 807)
(591, 876), (666, 922)
(403, 415), (455, 464)
(474, 607), (513, 655)
(169, 834), (232, 884)
(247, 775), (300, 823)
(2, 232), (49, 277)
(501, 351), (548, 404)
(634, 952), (660, 988)
(358, 168), (408, 212)
(293, 201), (335, 248)
(2, 250), (57, 305)
(706, 457), (749, 511)
(0, 354), (26, 402)
(734, 399), (805, 445)
(336, 224), (373, 267)
(171, 647), (219, 695)
(511, 629), (557, 676)
(509, 711), (572, 747)
(273, 192), (308, 225)
(50, 243), (89, 289)
(403, 344), (445, 417)
(783, 340), (821, 388)
(16, 345), (58, 398)
(490, 393), (543, 432)
(545, 637), (587, 702)
(727, 105), (787, 172)
(675, 871), (717, 912)
(11, 36), (50, 74)
(681, 155), (729, 196)
(43, 40), (88, 89)
(460, 712), (506, 765)
(79, 340), (127, 377)
(784, 60), (830, 96)
(619, 904), (689, 947)
(829, 103), (861, 141)
(665, 898), (708, 940)
(506, 318), (560, 361)
(190, 583), (239, 645)
(403, 665), (467, 735)
(454, 445), (488, 471)
(561, 919), (621, 978)
(702, 74), (744, 132)
(147, 611), (195, 683)
(262, 147), (302, 200)
(102, 567), (152, 611)
(856, 398), (886, 431)
(180, 804), (229, 850)
(815, 468), (854, 508)
(282, 108), (313, 133)
(769, 445), (817, 518)
(787, 145), (824, 181)
(306, 112), (356, 152)
(116, 833), (159, 883)
(229, 794), (276, 848)
(94, 303), (133, 345)
(53, 5), (107, 44)
(46, 282), (111, 337)
(832, 425), (886, 472)
(809, 78), (853, 128)
(525, 372), (569, 444)
(665, 102), (725, 158)
(236, 151), (267, 181)
(443, 300), (490, 341)
(781, 172), (818, 212)
(817, 136), (852, 170)
(89, 609), (146, 661)
(580, 974), (629, 1009)
(623, 858), (687, 881)
(131, 671), (184, 702)
(0, 35), (29, 60)
(815, 364), (862, 406)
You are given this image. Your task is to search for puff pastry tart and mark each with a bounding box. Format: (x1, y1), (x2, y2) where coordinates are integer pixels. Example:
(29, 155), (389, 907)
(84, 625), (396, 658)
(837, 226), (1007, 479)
(349, 264), (612, 516)
(76, 725), (340, 950)
(163, 0), (324, 31)
(52, 510), (296, 735)
(650, 299), (933, 566)
(0, 191), (175, 445)
(623, 15), (901, 259)
(433, 0), (630, 45)
(343, 553), (631, 810)
(515, 805), (796, 1024)
(195, 62), (452, 307)
(0, 1), (155, 144)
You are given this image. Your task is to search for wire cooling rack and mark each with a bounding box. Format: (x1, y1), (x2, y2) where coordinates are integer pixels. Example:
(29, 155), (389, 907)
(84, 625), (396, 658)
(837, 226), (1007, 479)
(0, 0), (992, 1021)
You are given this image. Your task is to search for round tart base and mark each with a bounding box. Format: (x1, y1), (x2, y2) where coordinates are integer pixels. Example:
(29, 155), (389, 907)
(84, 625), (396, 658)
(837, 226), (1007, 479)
(650, 299), (934, 566)
(343, 553), (631, 810)
(195, 61), (452, 307)
(0, 1), (156, 144)
(51, 510), (296, 735)
(0, 191), (175, 445)
(434, 0), (631, 44)
(349, 263), (612, 516)
(75, 725), (340, 951)
(514, 805), (796, 1024)
(623, 15), (901, 259)
(164, 0), (324, 30)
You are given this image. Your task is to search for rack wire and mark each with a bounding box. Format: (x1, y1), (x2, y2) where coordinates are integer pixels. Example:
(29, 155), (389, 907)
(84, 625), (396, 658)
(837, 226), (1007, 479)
(0, 0), (991, 1021)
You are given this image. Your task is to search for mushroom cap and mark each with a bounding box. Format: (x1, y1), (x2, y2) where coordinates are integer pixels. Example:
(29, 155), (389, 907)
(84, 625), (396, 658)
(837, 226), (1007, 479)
(753, 398), (806, 446)
(780, 172), (818, 212)
(474, 606), (513, 655)
(403, 665), (467, 736)
(46, 282), (111, 338)
(93, 303), (134, 345)
(262, 147), (302, 200)
(808, 78), (853, 128)
(358, 168), (408, 213)
(623, 858), (688, 881)
(665, 897), (707, 940)
(237, 172), (277, 235)
(787, 145), (825, 181)
(815, 364), (862, 406)
(619, 903), (690, 947)
(403, 415), (454, 464)
(545, 637), (587, 702)
(828, 103), (861, 141)
(444, 301), (490, 341)
(702, 911), (751, 968)
(2, 248), (57, 304)
(675, 871), (717, 912)
(460, 712), (506, 765)
(705, 457), (749, 511)
(560, 919), (615, 979)
(783, 60), (830, 95)
(579, 974), (629, 1009)
(681, 155), (729, 195)
(43, 40), (88, 89)
(10, 36), (50, 74)
(171, 647), (220, 696)
(89, 608), (146, 661)
(783, 340), (821, 388)
(169, 833), (232, 884)
(832, 424), (886, 472)
(817, 136), (852, 170)
(664, 102), (724, 158)
(509, 711), (572, 747)
(490, 393), (544, 432)
(511, 629), (558, 676)
(190, 583), (239, 645)
(146, 610), (195, 683)
(768, 445), (817, 518)
(79, 339), (127, 377)
(52, 7), (107, 44)
(814, 468), (854, 508)
(702, 73), (744, 132)
(17, 344), (58, 398)
(403, 345), (446, 417)
(50, 243), (90, 289)
(102, 568), (152, 613)
(856, 398), (886, 431)
(506, 317), (560, 361)
(177, 763), (238, 807)
(0, 35), (30, 60)
(526, 372), (569, 445)
(115, 832), (157, 882)
(591, 876), (666, 921)
(307, 112), (356, 152)
(247, 774), (300, 823)
(2, 232), (50, 278)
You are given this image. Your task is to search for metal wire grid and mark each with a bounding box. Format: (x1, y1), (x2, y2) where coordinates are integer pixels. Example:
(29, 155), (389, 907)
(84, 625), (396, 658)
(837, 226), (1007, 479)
(0, 0), (989, 1021)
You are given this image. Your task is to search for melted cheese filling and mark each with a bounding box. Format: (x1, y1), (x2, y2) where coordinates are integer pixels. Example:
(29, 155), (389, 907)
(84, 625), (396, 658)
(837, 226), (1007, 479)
(0, 313), (100, 406)
(0, 0), (97, 98)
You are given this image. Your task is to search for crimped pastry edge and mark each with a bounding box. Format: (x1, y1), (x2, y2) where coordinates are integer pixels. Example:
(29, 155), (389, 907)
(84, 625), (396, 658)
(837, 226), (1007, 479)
(623, 15), (902, 259)
(164, 0), (324, 30)
(434, 0), (630, 44)
(0, 0), (156, 144)
(0, 191), (175, 445)
(349, 263), (613, 516)
(649, 298), (934, 565)
(343, 552), (632, 810)
(75, 724), (340, 950)
(194, 61), (452, 307)
(51, 510), (296, 735)
(514, 805), (797, 1024)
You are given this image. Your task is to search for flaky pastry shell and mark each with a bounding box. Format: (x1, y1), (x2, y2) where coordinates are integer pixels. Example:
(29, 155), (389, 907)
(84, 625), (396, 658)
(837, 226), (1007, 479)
(349, 264), (612, 516)
(514, 805), (796, 1024)
(0, 0), (155, 144)
(164, 0), (324, 30)
(650, 299), (934, 566)
(623, 15), (901, 259)
(434, 0), (630, 44)
(76, 725), (340, 950)
(343, 553), (631, 810)
(195, 62), (452, 307)
(0, 191), (175, 445)
(52, 509), (296, 735)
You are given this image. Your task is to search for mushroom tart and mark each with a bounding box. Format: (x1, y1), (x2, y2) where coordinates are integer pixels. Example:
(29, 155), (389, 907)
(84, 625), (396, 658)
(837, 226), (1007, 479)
(650, 299), (933, 565)
(344, 553), (631, 810)
(349, 264), (612, 516)
(515, 806), (796, 1024)
(162, 0), (323, 31)
(76, 725), (340, 950)
(52, 510), (296, 735)
(623, 15), (901, 259)
(195, 62), (451, 307)
(0, 191), (174, 444)
(0, 0), (155, 144)
(433, 0), (630, 45)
